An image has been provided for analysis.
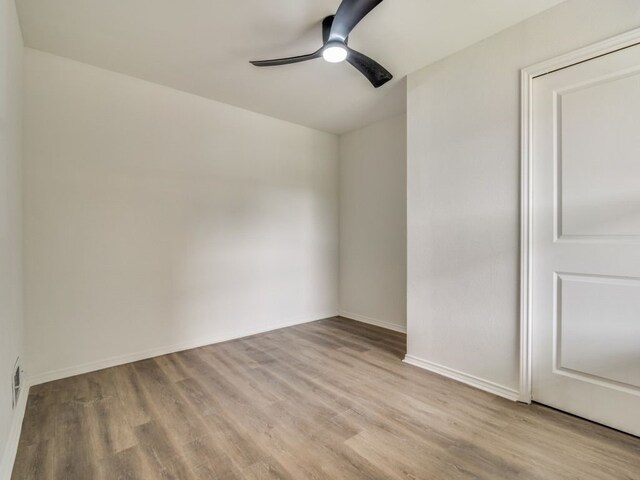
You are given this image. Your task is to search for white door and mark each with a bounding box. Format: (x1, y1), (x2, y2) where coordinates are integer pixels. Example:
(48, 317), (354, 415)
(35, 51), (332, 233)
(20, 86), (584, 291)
(532, 43), (640, 436)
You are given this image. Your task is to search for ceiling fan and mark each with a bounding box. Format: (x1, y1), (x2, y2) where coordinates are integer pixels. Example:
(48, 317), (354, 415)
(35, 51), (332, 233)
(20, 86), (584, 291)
(250, 0), (392, 88)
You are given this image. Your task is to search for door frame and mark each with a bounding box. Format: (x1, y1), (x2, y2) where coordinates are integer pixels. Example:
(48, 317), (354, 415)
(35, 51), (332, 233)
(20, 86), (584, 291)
(519, 27), (640, 403)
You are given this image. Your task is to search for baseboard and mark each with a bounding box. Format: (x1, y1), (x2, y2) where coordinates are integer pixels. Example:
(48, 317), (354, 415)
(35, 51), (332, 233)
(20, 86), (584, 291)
(0, 379), (30, 480)
(403, 354), (520, 401)
(338, 311), (407, 333)
(28, 313), (335, 386)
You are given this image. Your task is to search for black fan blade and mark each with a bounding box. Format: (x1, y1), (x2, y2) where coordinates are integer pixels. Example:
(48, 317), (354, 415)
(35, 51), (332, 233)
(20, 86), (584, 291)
(250, 48), (322, 67)
(322, 16), (334, 45)
(347, 47), (392, 88)
(329, 0), (384, 42)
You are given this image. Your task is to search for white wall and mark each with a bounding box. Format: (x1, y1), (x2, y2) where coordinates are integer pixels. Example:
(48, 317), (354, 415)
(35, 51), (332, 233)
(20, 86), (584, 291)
(339, 115), (407, 332)
(0, 0), (24, 475)
(23, 49), (339, 383)
(407, 0), (640, 397)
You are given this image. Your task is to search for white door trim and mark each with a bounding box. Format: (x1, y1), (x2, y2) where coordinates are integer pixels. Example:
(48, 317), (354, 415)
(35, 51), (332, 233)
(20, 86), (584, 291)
(519, 27), (640, 403)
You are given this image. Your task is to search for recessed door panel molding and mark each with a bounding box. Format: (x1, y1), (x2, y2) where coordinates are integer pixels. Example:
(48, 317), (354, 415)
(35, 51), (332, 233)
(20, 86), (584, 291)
(555, 69), (640, 241)
(523, 29), (640, 436)
(554, 272), (640, 394)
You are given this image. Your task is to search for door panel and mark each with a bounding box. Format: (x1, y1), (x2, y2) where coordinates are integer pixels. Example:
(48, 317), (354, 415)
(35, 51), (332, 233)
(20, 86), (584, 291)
(559, 70), (640, 238)
(557, 273), (640, 391)
(532, 43), (640, 436)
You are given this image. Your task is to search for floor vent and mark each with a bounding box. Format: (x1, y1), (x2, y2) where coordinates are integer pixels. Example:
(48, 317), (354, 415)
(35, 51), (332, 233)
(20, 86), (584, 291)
(12, 358), (21, 408)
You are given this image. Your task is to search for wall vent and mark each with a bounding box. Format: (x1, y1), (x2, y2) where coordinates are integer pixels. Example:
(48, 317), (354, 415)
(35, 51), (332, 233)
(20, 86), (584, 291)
(12, 358), (21, 408)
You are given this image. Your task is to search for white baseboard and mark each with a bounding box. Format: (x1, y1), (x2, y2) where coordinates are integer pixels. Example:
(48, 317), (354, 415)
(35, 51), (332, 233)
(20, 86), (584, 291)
(338, 311), (407, 333)
(28, 313), (335, 387)
(403, 354), (520, 402)
(0, 380), (30, 480)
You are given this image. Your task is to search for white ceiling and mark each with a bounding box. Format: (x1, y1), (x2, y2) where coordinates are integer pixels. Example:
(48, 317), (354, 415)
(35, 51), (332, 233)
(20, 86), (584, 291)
(17, 0), (564, 134)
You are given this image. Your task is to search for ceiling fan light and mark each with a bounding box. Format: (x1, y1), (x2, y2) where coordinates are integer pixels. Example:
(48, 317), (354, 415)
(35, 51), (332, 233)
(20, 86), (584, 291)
(323, 43), (348, 63)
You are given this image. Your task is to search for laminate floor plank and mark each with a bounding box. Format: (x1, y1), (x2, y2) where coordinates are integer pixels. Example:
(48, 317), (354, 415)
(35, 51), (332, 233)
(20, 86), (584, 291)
(108, 363), (153, 427)
(132, 359), (208, 445)
(96, 445), (148, 480)
(10, 441), (55, 480)
(12, 317), (640, 479)
(85, 397), (137, 459)
(17, 385), (57, 447)
(52, 401), (97, 479)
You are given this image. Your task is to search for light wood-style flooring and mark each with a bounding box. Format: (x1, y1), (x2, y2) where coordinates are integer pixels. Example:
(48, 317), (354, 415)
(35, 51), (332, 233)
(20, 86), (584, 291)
(12, 317), (640, 479)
